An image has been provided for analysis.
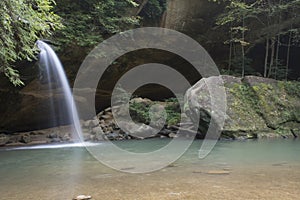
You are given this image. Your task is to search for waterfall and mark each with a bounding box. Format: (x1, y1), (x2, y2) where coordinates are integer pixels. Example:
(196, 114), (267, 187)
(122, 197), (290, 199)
(36, 40), (82, 142)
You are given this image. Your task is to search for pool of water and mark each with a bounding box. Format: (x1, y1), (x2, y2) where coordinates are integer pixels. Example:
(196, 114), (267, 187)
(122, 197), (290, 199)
(1, 138), (300, 199)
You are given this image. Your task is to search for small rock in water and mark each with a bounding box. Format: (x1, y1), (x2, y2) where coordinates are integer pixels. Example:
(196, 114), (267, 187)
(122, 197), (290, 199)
(168, 132), (177, 138)
(20, 133), (31, 144)
(206, 170), (230, 175)
(73, 195), (92, 200)
(272, 162), (288, 166)
(62, 134), (71, 141)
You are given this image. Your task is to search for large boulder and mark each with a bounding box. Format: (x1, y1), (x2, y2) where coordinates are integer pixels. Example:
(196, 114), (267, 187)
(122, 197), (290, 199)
(184, 75), (300, 139)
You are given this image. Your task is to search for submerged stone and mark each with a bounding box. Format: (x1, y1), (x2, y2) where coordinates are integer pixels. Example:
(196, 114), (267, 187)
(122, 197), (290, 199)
(73, 195), (92, 200)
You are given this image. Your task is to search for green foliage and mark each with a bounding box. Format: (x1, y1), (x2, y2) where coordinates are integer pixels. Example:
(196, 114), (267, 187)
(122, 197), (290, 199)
(140, 0), (166, 21)
(129, 98), (181, 126)
(54, 0), (140, 48)
(130, 101), (151, 124)
(229, 83), (260, 112)
(164, 102), (181, 125)
(250, 81), (300, 129)
(231, 56), (254, 75)
(267, 59), (290, 80)
(215, 0), (300, 79)
(0, 0), (62, 86)
(278, 81), (300, 97)
(222, 56), (255, 76)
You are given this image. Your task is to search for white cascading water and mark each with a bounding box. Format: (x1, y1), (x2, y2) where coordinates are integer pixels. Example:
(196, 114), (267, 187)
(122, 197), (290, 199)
(36, 40), (83, 142)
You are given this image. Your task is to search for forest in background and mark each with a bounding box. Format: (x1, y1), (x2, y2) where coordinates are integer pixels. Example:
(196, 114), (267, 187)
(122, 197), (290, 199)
(0, 0), (299, 87)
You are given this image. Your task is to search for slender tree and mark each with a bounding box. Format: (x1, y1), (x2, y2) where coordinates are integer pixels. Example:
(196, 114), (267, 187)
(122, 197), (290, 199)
(215, 0), (300, 79)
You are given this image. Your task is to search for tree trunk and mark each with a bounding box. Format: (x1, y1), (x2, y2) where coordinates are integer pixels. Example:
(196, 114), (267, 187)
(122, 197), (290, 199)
(135, 0), (149, 15)
(228, 24), (233, 73)
(228, 42), (232, 73)
(264, 38), (270, 78)
(241, 10), (245, 78)
(286, 31), (292, 81)
(241, 45), (245, 78)
(275, 0), (282, 80)
(275, 34), (280, 80)
(268, 38), (275, 78)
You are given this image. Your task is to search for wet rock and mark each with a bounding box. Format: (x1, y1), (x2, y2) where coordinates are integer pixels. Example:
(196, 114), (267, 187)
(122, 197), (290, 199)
(82, 132), (92, 141)
(47, 132), (58, 139)
(94, 97), (185, 140)
(89, 119), (99, 128)
(128, 123), (157, 139)
(20, 133), (31, 144)
(91, 127), (102, 135)
(0, 134), (9, 146)
(100, 114), (112, 120)
(168, 132), (177, 138)
(82, 120), (91, 128)
(89, 134), (103, 141)
(50, 138), (61, 143)
(158, 129), (171, 137)
(62, 134), (71, 141)
(5, 142), (26, 147)
(206, 170), (231, 175)
(106, 132), (120, 140)
(291, 129), (299, 138)
(73, 195), (92, 200)
(168, 125), (180, 131)
(30, 131), (46, 135)
(104, 107), (111, 112)
(272, 162), (288, 166)
(29, 140), (48, 145)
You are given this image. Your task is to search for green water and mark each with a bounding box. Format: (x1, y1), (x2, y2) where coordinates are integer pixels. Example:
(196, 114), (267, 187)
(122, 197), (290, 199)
(0, 139), (300, 199)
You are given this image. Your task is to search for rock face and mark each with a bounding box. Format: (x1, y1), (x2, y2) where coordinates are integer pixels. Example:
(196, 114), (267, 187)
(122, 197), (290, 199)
(163, 0), (222, 32)
(184, 75), (300, 139)
(162, 0), (227, 61)
(2, 74), (300, 141)
(0, 80), (73, 132)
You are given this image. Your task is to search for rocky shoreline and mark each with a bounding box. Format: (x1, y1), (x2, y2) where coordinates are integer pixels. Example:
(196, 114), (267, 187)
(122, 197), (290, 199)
(0, 97), (194, 147)
(1, 75), (300, 147)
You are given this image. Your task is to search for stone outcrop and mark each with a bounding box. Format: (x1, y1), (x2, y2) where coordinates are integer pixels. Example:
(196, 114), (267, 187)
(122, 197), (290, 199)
(184, 75), (300, 139)
(0, 81), (74, 132)
(1, 74), (300, 143)
(83, 97), (189, 141)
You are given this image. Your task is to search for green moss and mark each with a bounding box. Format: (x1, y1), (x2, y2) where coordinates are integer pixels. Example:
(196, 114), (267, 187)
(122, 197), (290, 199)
(165, 103), (181, 125)
(129, 101), (151, 124)
(185, 76), (300, 138)
(229, 83), (260, 113)
(129, 98), (181, 126)
(225, 83), (266, 132)
(248, 81), (300, 131)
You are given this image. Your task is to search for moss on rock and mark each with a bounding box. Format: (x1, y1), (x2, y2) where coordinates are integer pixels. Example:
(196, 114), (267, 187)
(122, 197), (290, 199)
(185, 75), (300, 139)
(129, 98), (181, 127)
